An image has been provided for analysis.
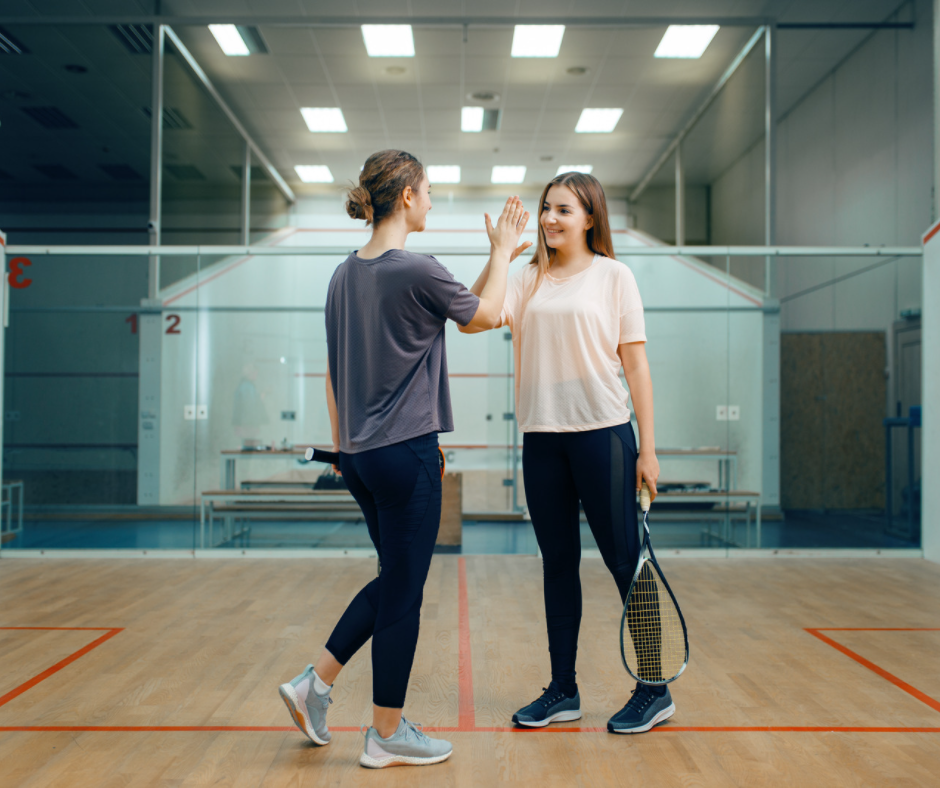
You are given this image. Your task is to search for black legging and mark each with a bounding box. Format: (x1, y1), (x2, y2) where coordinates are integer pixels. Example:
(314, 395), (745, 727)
(324, 432), (441, 709)
(522, 421), (644, 693)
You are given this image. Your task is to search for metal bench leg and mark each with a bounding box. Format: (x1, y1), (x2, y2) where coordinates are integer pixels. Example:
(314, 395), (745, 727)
(757, 502), (762, 549)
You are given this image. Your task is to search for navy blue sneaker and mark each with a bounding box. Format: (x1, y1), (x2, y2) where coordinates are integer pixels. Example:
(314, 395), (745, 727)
(607, 683), (675, 734)
(512, 683), (582, 728)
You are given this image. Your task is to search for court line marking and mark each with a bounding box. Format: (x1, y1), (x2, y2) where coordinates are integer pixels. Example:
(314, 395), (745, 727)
(805, 628), (940, 715)
(457, 556), (476, 730)
(2, 726), (939, 734)
(0, 627), (124, 709)
(3, 570), (939, 734)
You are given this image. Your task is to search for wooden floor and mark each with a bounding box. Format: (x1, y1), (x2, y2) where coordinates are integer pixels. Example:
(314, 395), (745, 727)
(1, 555), (940, 787)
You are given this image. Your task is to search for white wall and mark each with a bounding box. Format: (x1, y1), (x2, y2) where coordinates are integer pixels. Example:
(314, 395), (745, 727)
(710, 5), (933, 331)
(630, 185), (710, 244)
(153, 196), (767, 507)
(924, 221), (940, 562)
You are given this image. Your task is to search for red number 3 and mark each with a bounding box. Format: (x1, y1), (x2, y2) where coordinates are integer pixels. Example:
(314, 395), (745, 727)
(9, 257), (32, 289)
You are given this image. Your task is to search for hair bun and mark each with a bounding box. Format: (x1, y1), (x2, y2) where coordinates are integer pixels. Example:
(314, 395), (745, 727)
(346, 185), (374, 224)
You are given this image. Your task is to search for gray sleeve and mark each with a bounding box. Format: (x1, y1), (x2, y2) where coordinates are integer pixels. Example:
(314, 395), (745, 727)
(414, 255), (481, 326)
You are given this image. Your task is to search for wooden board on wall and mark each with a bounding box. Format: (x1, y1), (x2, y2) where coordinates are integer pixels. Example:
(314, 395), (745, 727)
(781, 332), (886, 510)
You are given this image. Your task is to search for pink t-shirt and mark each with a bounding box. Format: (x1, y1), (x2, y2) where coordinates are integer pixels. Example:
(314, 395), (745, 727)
(498, 255), (646, 432)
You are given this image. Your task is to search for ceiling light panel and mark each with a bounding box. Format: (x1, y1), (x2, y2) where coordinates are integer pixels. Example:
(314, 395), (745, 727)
(300, 107), (348, 132)
(491, 166), (526, 184)
(361, 25), (415, 57)
(427, 165), (461, 184)
(295, 165), (334, 183)
(654, 25), (720, 59)
(556, 165), (593, 176)
(575, 108), (623, 133)
(208, 25), (250, 56)
(462, 106), (484, 132)
(511, 26), (565, 58)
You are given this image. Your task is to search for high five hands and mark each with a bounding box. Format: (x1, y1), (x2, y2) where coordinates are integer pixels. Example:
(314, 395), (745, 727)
(485, 197), (532, 262)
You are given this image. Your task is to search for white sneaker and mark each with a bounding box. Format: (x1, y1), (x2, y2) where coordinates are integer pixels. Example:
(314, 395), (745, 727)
(360, 717), (453, 768)
(278, 664), (332, 745)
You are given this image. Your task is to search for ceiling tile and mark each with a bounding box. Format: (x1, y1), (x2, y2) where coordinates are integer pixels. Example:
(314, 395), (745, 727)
(274, 56), (329, 84)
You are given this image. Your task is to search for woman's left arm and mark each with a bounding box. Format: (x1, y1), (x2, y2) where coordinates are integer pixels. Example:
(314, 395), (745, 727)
(618, 341), (660, 500)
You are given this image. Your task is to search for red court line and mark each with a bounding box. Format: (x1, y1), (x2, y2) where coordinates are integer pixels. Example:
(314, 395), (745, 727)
(623, 228), (763, 306)
(163, 255), (253, 306)
(473, 726), (940, 734)
(806, 628), (940, 715)
(162, 227), (301, 306)
(0, 627), (123, 709)
(4, 725), (937, 734)
(457, 556), (475, 731)
(923, 219), (940, 244)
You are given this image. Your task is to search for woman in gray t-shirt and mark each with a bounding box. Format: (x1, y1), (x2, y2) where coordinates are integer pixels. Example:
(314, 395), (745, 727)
(276, 149), (530, 769)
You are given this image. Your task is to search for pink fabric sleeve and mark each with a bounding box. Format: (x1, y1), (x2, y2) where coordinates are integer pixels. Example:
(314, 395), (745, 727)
(498, 268), (527, 330)
(618, 264), (647, 343)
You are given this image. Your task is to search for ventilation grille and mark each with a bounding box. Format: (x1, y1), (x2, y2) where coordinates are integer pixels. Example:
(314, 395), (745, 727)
(21, 106), (79, 129)
(34, 165), (77, 181)
(141, 106), (193, 130)
(99, 164), (143, 182)
(110, 24), (153, 54)
(165, 165), (206, 181)
(237, 26), (268, 54)
(0, 27), (28, 55)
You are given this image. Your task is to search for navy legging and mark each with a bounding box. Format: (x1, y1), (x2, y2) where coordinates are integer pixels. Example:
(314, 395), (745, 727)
(522, 421), (641, 693)
(324, 432), (441, 709)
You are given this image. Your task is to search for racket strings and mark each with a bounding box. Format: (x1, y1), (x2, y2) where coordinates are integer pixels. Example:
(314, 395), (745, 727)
(623, 561), (686, 682)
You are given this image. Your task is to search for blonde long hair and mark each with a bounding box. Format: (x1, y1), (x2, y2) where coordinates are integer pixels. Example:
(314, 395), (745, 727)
(522, 172), (616, 311)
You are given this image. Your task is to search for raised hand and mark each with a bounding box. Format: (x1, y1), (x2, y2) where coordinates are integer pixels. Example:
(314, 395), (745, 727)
(485, 197), (530, 255)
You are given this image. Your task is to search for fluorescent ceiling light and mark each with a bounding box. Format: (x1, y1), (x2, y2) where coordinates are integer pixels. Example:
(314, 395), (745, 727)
(300, 107), (348, 133)
(294, 165), (334, 183)
(427, 165), (461, 184)
(575, 108), (623, 133)
(556, 164), (593, 176)
(361, 25), (415, 57)
(511, 25), (565, 57)
(491, 166), (526, 184)
(654, 25), (720, 58)
(208, 25), (250, 56)
(462, 106), (484, 132)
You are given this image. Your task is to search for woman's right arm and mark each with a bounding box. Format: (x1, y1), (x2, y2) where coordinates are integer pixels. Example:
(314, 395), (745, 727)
(325, 366), (341, 473)
(459, 197), (529, 333)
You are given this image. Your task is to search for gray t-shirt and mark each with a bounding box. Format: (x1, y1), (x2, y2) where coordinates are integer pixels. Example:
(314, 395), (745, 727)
(325, 248), (481, 454)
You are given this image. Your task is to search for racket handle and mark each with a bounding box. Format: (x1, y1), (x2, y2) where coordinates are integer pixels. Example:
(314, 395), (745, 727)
(640, 481), (651, 512)
(304, 447), (340, 466)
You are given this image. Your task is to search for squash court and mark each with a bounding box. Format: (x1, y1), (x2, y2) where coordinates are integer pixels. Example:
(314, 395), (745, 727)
(2, 557), (940, 786)
(1, 2), (939, 786)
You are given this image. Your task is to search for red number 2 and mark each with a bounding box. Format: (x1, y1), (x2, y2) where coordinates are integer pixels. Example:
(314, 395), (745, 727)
(165, 314), (181, 334)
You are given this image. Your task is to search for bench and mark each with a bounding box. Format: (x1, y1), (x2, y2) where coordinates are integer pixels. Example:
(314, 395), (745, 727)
(1, 480), (24, 543)
(199, 489), (359, 548)
(650, 490), (762, 548)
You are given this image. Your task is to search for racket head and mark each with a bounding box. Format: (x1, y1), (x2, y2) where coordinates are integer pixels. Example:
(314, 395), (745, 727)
(619, 515), (689, 685)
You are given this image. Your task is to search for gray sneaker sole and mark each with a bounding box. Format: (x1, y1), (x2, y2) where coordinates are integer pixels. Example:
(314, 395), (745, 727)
(608, 702), (675, 734)
(512, 709), (582, 728)
(278, 683), (329, 746)
(360, 749), (453, 769)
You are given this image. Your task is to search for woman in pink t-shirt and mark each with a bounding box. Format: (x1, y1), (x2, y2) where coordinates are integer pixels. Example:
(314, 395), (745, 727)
(459, 172), (672, 734)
